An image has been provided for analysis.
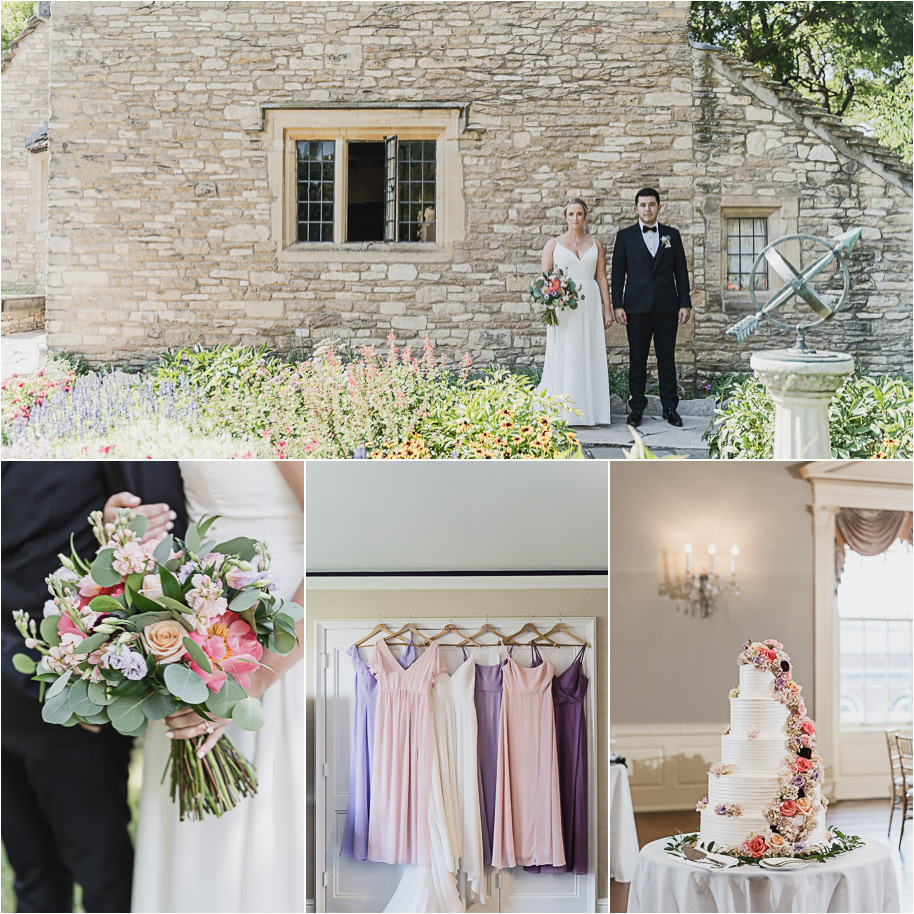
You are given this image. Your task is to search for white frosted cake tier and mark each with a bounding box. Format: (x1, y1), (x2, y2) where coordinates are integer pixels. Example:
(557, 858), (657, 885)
(739, 663), (779, 698)
(708, 771), (778, 811)
(729, 697), (788, 736)
(721, 734), (788, 771)
(700, 809), (829, 850)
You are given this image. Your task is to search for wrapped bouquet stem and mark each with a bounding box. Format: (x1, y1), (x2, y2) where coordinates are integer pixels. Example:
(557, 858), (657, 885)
(13, 508), (303, 821)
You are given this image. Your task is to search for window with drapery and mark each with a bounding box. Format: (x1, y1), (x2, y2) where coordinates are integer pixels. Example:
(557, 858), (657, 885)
(836, 509), (914, 727)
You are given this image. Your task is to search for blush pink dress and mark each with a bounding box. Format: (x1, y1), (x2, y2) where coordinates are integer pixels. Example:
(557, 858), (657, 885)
(491, 654), (565, 869)
(367, 640), (445, 866)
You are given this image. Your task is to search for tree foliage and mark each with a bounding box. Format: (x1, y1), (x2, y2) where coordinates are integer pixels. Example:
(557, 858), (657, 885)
(1, 0), (36, 54)
(691, 2), (912, 157)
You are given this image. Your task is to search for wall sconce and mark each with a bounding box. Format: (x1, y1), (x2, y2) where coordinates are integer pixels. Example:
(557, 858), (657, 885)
(660, 543), (741, 617)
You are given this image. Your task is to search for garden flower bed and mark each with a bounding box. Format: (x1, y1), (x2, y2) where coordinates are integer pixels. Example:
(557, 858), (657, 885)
(1, 338), (581, 460)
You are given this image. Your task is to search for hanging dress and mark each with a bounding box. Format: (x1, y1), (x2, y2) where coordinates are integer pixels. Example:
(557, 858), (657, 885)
(525, 644), (589, 875)
(341, 641), (417, 860)
(383, 656), (464, 914)
(368, 639), (445, 866)
(473, 646), (513, 866)
(492, 651), (565, 869)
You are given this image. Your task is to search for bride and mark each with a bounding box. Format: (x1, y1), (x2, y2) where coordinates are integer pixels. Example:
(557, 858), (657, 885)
(132, 461), (304, 914)
(536, 199), (613, 426)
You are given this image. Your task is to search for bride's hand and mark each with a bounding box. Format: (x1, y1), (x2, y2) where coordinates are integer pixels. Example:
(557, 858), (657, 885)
(603, 310), (614, 329)
(165, 708), (230, 758)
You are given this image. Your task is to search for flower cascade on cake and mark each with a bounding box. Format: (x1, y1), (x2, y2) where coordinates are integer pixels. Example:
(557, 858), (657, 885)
(697, 639), (828, 858)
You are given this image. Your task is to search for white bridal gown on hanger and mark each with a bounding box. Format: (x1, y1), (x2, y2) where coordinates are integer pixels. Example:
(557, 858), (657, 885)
(132, 462), (304, 914)
(537, 241), (612, 426)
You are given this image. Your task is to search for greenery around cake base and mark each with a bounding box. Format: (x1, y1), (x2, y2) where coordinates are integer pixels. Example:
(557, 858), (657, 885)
(665, 830), (865, 866)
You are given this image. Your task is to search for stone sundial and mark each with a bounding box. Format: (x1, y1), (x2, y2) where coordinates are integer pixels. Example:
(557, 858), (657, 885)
(727, 227), (863, 352)
(727, 227), (864, 459)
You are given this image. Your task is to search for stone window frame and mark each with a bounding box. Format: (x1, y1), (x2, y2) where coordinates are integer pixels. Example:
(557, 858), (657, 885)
(265, 106), (466, 265)
(719, 196), (798, 312)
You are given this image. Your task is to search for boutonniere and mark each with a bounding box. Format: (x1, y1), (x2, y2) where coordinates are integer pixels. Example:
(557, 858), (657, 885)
(661, 235), (672, 249)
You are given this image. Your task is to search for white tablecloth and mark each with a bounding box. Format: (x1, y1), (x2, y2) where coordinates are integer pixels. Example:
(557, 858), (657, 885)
(610, 762), (640, 883)
(627, 837), (901, 913)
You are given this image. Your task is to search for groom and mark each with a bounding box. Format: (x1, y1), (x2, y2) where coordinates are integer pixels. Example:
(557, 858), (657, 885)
(1, 461), (186, 913)
(610, 187), (692, 427)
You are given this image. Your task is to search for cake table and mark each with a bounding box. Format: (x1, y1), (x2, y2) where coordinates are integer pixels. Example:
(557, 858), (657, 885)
(626, 837), (901, 913)
(610, 762), (639, 882)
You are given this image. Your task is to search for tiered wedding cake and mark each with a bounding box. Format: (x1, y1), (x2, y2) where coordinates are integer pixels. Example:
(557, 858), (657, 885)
(697, 640), (828, 857)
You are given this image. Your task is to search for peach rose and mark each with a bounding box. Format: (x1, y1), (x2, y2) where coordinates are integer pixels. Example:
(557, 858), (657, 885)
(141, 620), (187, 664)
(795, 798), (813, 815)
(780, 800), (798, 817)
(768, 833), (785, 848)
(746, 836), (768, 858)
(794, 757), (812, 773)
(801, 720), (816, 735)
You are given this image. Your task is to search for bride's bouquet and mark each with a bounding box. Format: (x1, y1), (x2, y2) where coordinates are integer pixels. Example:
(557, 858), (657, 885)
(529, 267), (583, 327)
(12, 508), (303, 821)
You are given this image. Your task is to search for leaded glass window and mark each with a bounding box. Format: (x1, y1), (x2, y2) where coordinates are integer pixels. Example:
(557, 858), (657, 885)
(296, 140), (335, 243)
(726, 217), (768, 291)
(397, 140), (436, 243)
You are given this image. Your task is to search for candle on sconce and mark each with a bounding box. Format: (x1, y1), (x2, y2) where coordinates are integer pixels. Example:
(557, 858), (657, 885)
(708, 544), (716, 575)
(684, 543), (692, 573)
(731, 545), (739, 575)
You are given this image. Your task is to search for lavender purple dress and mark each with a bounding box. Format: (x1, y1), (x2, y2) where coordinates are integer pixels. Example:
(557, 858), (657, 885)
(472, 645), (514, 866)
(340, 641), (417, 859)
(526, 644), (589, 875)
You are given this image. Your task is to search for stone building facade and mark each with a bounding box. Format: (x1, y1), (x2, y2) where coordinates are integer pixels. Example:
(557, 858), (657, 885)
(3, 1), (910, 384)
(1, 7), (50, 301)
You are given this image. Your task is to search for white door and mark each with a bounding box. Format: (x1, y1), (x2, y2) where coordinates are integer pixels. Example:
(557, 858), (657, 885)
(315, 618), (597, 913)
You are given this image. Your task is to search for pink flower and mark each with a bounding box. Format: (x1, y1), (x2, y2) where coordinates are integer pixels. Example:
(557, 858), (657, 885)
(746, 836), (768, 858)
(201, 552), (226, 572)
(801, 719), (816, 735)
(185, 574), (228, 632)
(780, 800), (798, 817)
(794, 757), (812, 773)
(187, 611), (263, 693)
(111, 541), (152, 575)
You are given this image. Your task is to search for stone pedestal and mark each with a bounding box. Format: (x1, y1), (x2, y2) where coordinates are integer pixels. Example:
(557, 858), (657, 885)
(750, 349), (854, 459)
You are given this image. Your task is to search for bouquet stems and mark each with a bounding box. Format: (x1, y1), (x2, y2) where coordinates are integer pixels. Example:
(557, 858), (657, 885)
(164, 735), (258, 821)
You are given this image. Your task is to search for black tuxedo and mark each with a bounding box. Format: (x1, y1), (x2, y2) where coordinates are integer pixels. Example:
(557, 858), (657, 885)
(1, 461), (186, 913)
(610, 222), (692, 410)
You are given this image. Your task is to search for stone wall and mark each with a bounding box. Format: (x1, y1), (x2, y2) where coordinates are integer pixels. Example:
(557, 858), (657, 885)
(1, 15), (50, 295)
(45, 1), (696, 365)
(40, 2), (914, 381)
(690, 48), (912, 382)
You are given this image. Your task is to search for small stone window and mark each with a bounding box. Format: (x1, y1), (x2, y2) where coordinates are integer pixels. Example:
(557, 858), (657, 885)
(726, 217), (768, 292)
(266, 106), (464, 264)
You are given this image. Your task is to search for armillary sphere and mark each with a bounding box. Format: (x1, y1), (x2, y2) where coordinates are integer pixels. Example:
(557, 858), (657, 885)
(727, 228), (862, 352)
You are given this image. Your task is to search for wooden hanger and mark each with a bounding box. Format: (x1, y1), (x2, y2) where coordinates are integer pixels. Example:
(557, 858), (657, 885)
(532, 621), (590, 649)
(460, 622), (503, 645)
(428, 622), (480, 646)
(386, 621), (432, 646)
(354, 622), (412, 648)
(503, 621), (558, 646)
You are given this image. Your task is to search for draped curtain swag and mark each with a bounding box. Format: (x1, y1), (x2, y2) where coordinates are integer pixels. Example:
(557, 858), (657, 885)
(834, 508), (914, 583)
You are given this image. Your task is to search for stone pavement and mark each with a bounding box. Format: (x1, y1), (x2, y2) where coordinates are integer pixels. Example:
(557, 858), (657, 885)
(573, 415), (712, 459)
(1, 330), (46, 379)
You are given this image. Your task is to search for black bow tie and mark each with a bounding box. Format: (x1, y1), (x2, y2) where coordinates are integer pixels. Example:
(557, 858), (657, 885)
(642, 225), (657, 233)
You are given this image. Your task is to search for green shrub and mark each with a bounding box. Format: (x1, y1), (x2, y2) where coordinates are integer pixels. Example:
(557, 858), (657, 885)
(705, 370), (913, 459)
(152, 344), (281, 396)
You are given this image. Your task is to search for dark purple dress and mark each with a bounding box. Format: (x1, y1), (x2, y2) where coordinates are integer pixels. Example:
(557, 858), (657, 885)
(340, 641), (417, 859)
(526, 644), (589, 875)
(472, 645), (514, 866)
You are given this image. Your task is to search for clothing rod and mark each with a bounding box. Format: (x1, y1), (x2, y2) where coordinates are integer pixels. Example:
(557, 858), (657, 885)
(308, 569), (607, 578)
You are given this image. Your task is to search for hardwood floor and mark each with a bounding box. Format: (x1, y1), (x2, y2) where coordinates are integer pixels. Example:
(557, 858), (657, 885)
(610, 799), (912, 912)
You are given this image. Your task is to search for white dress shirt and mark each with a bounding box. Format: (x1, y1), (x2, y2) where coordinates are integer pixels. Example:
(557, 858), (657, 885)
(640, 219), (659, 257)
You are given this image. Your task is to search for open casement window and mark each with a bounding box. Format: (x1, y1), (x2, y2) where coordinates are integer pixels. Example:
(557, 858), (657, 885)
(292, 134), (438, 244)
(269, 106), (463, 260)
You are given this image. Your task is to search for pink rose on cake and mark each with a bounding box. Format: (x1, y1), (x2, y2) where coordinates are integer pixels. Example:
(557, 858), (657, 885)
(794, 757), (813, 773)
(801, 720), (816, 735)
(780, 800), (798, 817)
(745, 836), (768, 858)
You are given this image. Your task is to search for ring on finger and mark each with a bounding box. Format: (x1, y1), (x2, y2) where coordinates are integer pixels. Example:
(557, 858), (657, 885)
(205, 725), (214, 735)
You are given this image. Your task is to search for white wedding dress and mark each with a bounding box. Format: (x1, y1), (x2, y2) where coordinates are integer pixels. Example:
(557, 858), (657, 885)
(537, 241), (612, 426)
(132, 462), (304, 914)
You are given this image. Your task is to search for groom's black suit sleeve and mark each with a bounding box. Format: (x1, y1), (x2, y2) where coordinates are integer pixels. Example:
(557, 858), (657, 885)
(610, 223), (691, 314)
(1, 461), (186, 914)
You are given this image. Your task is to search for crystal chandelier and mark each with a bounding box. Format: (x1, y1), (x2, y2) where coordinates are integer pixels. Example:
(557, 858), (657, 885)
(660, 544), (741, 617)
